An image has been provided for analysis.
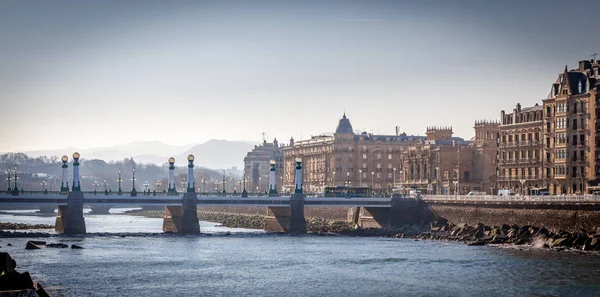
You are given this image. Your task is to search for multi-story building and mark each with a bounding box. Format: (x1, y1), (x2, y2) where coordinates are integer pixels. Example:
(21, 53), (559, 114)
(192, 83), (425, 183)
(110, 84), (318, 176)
(497, 103), (544, 194)
(243, 139), (284, 193)
(543, 60), (600, 194)
(399, 122), (499, 195)
(282, 114), (425, 193)
(282, 114), (498, 195)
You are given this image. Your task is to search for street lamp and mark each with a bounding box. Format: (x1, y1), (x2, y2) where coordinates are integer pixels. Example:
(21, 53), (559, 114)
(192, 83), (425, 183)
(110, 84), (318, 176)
(453, 181), (458, 198)
(102, 180), (109, 194)
(40, 180), (48, 193)
(519, 179), (526, 196)
(93, 180), (99, 194)
(359, 169), (362, 187)
(332, 171), (336, 187)
(117, 169), (123, 195)
(131, 167), (137, 196)
(155, 180), (162, 192)
(393, 168), (397, 190)
(371, 171), (374, 189)
(13, 166), (19, 194)
(5, 170), (11, 192)
(222, 170), (227, 194)
(143, 181), (150, 194)
(202, 177), (207, 194)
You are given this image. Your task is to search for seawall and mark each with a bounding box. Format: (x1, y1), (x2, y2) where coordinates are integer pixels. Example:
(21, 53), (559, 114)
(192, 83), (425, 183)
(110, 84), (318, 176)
(426, 201), (600, 233)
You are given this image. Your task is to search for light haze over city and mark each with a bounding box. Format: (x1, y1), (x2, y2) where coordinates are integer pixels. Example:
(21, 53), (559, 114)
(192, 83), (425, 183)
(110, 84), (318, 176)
(1, 0), (599, 152)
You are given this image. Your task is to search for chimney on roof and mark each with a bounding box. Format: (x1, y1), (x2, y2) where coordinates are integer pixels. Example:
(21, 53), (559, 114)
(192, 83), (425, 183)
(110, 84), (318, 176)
(580, 60), (591, 71)
(516, 103), (521, 112)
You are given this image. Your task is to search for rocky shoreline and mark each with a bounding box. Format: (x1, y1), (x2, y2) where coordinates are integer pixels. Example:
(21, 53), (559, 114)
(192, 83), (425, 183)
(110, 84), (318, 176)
(394, 222), (600, 252)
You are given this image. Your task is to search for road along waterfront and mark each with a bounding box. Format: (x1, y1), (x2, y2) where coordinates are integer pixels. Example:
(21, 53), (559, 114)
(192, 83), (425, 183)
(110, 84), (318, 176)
(1, 209), (600, 297)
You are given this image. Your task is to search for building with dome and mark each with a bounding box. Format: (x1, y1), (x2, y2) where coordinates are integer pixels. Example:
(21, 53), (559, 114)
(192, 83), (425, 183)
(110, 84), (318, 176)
(282, 113), (499, 194)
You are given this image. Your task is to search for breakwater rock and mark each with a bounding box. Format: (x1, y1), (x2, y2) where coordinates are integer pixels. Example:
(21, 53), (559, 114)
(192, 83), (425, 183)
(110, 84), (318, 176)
(0, 252), (50, 297)
(403, 222), (600, 252)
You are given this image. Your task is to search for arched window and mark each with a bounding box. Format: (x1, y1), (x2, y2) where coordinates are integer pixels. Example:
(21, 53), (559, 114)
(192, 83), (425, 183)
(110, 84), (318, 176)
(578, 80), (582, 93)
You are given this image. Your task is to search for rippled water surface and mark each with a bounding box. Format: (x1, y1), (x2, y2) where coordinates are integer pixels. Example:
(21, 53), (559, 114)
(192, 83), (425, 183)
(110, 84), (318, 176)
(1, 209), (600, 297)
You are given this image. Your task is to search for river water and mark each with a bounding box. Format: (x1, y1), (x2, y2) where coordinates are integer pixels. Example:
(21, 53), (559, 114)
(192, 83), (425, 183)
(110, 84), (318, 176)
(1, 209), (599, 297)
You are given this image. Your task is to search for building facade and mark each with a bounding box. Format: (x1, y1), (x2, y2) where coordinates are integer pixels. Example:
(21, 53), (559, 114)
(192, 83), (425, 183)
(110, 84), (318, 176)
(399, 123), (499, 195)
(542, 60), (600, 194)
(282, 114), (425, 194)
(243, 139), (284, 193)
(497, 103), (544, 194)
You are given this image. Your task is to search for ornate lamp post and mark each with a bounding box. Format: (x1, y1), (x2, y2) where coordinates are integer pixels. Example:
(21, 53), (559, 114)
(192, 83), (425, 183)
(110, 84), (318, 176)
(371, 171), (374, 189)
(393, 168), (397, 189)
(12, 166), (19, 195)
(187, 155), (195, 193)
(242, 173), (248, 197)
(268, 160), (277, 196)
(102, 180), (109, 194)
(519, 179), (526, 196)
(72, 152), (81, 192)
(202, 177), (207, 194)
(41, 180), (48, 192)
(155, 180), (162, 192)
(60, 155), (69, 192)
(167, 157), (175, 194)
(294, 158), (303, 194)
(130, 167), (137, 196)
(143, 181), (150, 194)
(93, 180), (99, 194)
(117, 169), (123, 195)
(5, 170), (11, 193)
(332, 171), (336, 187)
(222, 170), (227, 194)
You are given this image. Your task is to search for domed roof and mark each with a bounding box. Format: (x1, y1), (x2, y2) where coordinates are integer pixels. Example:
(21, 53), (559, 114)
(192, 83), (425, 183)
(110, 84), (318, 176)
(335, 113), (354, 134)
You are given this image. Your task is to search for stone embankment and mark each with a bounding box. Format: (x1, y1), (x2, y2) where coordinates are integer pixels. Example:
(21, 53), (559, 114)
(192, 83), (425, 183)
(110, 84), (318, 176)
(397, 222), (600, 251)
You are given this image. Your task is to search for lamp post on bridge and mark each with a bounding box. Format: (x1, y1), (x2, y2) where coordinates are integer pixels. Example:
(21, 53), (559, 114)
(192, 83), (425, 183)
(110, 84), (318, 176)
(92, 180), (99, 194)
(117, 169), (123, 195)
(41, 180), (47, 193)
(519, 179), (526, 196)
(268, 160), (277, 196)
(102, 180), (109, 195)
(60, 155), (69, 192)
(155, 180), (162, 192)
(294, 158), (303, 194)
(72, 153), (81, 192)
(371, 171), (374, 194)
(168, 157), (175, 194)
(12, 166), (19, 195)
(222, 170), (227, 194)
(5, 170), (11, 193)
(143, 181), (150, 194)
(242, 173), (248, 197)
(202, 177), (206, 194)
(187, 155), (195, 193)
(130, 167), (137, 196)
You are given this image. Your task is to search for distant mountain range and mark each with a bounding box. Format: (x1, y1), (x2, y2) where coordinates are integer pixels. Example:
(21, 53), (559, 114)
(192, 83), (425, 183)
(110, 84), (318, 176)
(19, 140), (258, 170)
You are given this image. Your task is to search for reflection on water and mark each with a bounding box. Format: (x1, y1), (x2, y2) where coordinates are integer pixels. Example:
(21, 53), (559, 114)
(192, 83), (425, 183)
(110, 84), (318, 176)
(1, 210), (599, 297)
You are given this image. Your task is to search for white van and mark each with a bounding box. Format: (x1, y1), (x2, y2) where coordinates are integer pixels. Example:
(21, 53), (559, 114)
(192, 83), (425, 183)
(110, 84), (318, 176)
(467, 191), (486, 196)
(497, 189), (515, 196)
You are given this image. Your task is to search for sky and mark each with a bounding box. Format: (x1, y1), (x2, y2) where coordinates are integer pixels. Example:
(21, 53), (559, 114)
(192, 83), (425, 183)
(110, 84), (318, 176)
(1, 0), (600, 152)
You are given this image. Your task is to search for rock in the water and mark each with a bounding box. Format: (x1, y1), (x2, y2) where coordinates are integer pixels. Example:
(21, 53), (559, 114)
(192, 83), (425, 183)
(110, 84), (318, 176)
(24, 242), (41, 250)
(46, 243), (68, 248)
(27, 241), (46, 246)
(0, 252), (17, 273)
(71, 244), (84, 249)
(467, 240), (485, 246)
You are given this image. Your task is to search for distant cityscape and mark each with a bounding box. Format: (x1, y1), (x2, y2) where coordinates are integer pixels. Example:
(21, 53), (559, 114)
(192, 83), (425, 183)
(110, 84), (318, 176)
(244, 58), (600, 196)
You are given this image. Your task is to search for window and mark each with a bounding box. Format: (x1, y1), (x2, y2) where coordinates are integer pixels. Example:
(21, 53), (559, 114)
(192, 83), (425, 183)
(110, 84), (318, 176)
(387, 164), (392, 169)
(578, 80), (582, 93)
(463, 171), (469, 181)
(387, 173), (392, 179)
(362, 163), (367, 168)
(376, 154), (381, 160)
(376, 173), (381, 179)
(388, 154), (392, 160)
(363, 154), (367, 159)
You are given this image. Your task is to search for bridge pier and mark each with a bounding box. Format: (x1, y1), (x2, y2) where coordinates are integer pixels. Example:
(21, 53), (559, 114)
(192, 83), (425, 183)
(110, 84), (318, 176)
(358, 195), (429, 229)
(162, 192), (200, 234)
(264, 193), (306, 234)
(38, 205), (56, 214)
(55, 191), (86, 234)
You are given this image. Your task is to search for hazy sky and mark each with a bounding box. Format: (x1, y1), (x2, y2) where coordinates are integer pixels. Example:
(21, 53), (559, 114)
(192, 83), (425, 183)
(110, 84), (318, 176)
(1, 0), (599, 152)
